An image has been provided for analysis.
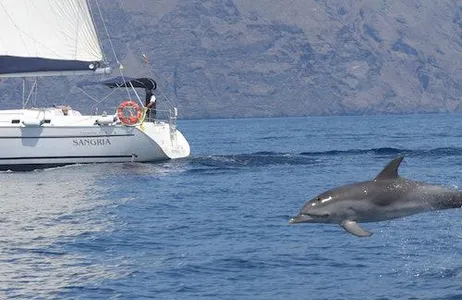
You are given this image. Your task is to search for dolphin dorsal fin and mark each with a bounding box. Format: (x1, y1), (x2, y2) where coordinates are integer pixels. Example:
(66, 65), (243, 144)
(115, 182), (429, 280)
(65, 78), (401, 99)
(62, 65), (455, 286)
(374, 156), (404, 181)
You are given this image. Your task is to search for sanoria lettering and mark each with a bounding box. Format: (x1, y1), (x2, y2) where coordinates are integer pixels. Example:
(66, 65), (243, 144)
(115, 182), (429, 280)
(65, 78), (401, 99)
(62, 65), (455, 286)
(72, 138), (111, 146)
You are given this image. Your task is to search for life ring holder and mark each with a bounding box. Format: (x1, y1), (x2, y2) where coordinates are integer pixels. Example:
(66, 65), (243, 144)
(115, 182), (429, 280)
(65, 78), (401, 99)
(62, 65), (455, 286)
(117, 100), (143, 126)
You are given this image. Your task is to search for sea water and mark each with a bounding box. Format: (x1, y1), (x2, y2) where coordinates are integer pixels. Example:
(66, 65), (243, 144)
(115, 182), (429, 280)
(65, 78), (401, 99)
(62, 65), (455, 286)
(1, 113), (462, 299)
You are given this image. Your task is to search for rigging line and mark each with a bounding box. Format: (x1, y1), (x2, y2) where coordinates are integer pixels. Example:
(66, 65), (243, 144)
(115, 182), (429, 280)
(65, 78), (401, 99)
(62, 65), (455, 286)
(23, 79), (37, 108)
(157, 85), (175, 109)
(139, 53), (176, 109)
(1, 2), (70, 60)
(94, 0), (120, 66)
(73, 1), (81, 61)
(41, 0), (75, 59)
(93, 0), (131, 100)
(0, 2), (30, 57)
(128, 82), (143, 106)
(76, 86), (116, 106)
(87, 0), (106, 63)
(26, 78), (38, 108)
(74, 87), (99, 103)
(146, 67), (176, 109)
(116, 64), (132, 101)
(135, 29), (176, 109)
(22, 79), (25, 108)
(98, 87), (119, 103)
(148, 70), (171, 109)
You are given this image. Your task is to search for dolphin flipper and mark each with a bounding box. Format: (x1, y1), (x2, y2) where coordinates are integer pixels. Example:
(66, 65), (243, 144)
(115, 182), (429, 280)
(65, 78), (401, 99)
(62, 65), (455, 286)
(341, 220), (373, 237)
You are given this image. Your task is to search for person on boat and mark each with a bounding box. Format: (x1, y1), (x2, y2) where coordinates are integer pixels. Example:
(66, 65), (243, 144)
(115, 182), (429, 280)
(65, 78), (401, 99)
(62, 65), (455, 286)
(145, 88), (156, 119)
(54, 104), (70, 116)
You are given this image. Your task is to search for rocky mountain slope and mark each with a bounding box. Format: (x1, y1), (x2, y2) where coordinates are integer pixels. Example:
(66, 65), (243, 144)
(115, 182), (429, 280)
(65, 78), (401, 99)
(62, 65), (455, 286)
(1, 0), (462, 119)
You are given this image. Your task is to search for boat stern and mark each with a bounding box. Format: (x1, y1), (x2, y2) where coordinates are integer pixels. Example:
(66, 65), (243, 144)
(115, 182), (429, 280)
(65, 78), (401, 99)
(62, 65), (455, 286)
(137, 121), (190, 160)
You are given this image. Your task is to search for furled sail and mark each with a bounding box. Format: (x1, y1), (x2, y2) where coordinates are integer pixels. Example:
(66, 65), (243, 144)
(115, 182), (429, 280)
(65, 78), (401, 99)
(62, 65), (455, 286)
(0, 0), (110, 77)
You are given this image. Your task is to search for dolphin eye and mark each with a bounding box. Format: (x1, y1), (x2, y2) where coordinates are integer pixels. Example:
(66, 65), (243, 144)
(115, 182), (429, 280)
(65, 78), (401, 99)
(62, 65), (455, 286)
(316, 197), (322, 202)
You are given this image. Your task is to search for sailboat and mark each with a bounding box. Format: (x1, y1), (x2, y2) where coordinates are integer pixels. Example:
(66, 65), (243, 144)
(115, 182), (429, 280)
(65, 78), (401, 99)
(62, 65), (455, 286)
(0, 0), (190, 171)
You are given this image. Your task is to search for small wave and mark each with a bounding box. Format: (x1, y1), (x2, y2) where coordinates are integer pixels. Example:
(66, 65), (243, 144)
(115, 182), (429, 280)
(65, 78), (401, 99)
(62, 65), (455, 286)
(413, 265), (462, 283)
(189, 152), (318, 170)
(300, 147), (405, 156)
(300, 147), (462, 157)
(176, 257), (268, 277)
(259, 136), (286, 141)
(186, 147), (462, 172)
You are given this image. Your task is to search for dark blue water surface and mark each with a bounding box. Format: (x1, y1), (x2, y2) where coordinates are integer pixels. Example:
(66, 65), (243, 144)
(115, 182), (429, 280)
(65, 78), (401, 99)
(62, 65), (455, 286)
(2, 114), (462, 299)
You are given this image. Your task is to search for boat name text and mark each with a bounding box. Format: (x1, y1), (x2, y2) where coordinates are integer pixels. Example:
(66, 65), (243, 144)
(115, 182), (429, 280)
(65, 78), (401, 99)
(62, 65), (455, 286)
(72, 138), (111, 146)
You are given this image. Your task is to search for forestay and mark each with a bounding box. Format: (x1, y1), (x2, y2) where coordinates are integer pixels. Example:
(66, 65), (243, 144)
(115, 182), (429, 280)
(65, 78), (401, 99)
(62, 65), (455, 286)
(0, 0), (108, 77)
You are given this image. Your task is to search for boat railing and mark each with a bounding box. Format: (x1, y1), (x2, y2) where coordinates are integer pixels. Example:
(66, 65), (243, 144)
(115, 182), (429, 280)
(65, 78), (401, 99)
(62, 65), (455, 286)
(143, 107), (178, 142)
(144, 108), (178, 128)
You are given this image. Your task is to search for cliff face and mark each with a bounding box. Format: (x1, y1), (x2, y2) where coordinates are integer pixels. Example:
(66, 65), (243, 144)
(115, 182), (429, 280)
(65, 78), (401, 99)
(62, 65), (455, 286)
(2, 0), (462, 118)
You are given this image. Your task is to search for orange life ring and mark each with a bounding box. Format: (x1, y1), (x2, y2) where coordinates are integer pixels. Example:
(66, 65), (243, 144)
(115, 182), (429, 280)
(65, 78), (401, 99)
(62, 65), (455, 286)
(117, 100), (143, 125)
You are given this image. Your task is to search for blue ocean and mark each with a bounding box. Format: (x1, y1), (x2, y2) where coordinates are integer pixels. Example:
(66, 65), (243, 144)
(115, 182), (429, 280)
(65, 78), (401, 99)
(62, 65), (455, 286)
(2, 114), (462, 299)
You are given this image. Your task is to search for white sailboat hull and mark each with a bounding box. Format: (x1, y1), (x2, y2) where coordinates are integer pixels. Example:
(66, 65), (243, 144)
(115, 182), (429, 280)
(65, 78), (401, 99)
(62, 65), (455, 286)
(0, 109), (190, 171)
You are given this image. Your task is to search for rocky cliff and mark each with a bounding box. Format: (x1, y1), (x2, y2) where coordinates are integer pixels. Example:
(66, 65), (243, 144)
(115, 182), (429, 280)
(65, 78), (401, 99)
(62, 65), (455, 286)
(2, 0), (462, 119)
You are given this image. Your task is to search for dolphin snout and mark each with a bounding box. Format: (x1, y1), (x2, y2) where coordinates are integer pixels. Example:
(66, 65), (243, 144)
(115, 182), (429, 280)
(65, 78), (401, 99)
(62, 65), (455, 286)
(289, 214), (313, 224)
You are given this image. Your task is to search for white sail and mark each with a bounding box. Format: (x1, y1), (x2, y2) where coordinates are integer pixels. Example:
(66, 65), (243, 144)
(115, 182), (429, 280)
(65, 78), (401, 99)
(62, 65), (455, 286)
(0, 0), (106, 76)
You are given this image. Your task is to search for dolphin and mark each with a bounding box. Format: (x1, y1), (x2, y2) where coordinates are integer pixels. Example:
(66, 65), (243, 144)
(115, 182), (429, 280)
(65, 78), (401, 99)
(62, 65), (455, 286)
(289, 156), (462, 237)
